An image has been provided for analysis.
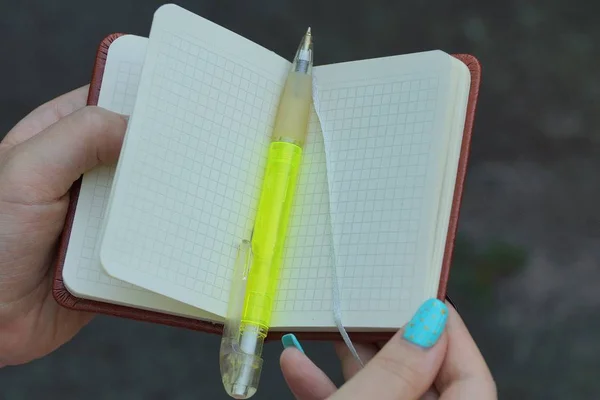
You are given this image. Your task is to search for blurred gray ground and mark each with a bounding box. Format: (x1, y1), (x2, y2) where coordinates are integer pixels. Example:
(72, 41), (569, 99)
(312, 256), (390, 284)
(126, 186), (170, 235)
(1, 0), (600, 399)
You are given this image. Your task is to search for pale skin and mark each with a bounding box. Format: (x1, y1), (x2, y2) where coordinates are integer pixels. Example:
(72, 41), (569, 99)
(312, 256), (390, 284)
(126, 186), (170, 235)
(279, 304), (498, 399)
(0, 86), (497, 399)
(0, 85), (127, 366)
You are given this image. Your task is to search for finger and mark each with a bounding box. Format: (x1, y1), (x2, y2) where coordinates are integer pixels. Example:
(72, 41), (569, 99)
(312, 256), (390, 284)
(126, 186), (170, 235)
(334, 341), (379, 380)
(435, 305), (497, 399)
(330, 299), (449, 400)
(1, 85), (89, 150)
(0, 106), (127, 204)
(420, 387), (440, 400)
(280, 346), (337, 400)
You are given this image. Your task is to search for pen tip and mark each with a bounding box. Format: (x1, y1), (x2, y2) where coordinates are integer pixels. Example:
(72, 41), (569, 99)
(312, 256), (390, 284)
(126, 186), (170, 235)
(306, 27), (311, 35)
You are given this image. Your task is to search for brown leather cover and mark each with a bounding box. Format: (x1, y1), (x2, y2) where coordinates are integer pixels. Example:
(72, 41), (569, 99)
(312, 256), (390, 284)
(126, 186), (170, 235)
(52, 33), (481, 342)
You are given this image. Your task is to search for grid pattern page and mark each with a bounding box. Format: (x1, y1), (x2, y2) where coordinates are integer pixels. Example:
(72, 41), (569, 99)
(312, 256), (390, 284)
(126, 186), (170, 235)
(100, 5), (307, 316)
(62, 35), (216, 320)
(313, 51), (454, 327)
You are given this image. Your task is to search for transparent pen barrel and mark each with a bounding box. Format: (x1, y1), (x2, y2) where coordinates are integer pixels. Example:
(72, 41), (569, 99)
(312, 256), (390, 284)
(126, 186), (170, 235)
(243, 142), (302, 329)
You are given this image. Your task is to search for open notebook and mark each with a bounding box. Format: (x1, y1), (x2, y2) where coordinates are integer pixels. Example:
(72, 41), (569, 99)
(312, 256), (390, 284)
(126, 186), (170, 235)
(53, 4), (480, 337)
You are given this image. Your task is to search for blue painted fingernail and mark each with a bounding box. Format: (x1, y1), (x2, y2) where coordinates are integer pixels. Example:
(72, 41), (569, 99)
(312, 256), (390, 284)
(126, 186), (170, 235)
(402, 298), (448, 348)
(282, 333), (305, 354)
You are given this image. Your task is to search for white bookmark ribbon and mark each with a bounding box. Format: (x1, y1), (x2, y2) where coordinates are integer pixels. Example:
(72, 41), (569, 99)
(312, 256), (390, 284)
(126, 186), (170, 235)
(311, 76), (364, 369)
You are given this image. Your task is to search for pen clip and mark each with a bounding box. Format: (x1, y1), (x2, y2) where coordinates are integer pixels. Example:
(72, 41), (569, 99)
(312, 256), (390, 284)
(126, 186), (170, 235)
(223, 239), (251, 336)
(219, 240), (263, 399)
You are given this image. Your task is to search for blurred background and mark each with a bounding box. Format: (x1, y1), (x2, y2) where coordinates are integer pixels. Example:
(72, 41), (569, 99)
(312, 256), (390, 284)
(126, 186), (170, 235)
(1, 0), (599, 398)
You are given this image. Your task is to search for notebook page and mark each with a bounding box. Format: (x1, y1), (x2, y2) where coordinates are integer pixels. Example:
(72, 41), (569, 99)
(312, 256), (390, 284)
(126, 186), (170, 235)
(312, 51), (457, 328)
(98, 6), (341, 328)
(62, 34), (218, 321)
(100, 5), (291, 316)
(426, 60), (470, 297)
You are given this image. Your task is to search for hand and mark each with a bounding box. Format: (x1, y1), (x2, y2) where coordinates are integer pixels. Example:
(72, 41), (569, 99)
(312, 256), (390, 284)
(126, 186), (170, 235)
(280, 299), (497, 399)
(0, 86), (127, 366)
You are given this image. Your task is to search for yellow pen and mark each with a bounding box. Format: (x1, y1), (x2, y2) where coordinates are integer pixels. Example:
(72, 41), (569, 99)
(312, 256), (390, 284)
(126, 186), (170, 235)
(220, 28), (313, 399)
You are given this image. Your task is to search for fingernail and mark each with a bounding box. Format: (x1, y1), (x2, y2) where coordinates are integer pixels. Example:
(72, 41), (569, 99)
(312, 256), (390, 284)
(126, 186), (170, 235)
(282, 333), (305, 354)
(402, 298), (448, 348)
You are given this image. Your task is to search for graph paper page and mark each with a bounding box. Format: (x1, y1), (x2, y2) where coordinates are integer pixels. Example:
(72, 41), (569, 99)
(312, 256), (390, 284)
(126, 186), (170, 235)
(62, 34), (219, 321)
(311, 51), (459, 327)
(100, 5), (292, 317)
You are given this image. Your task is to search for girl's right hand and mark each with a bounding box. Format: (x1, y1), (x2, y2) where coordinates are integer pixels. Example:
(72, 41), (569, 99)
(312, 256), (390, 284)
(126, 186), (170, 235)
(280, 299), (497, 399)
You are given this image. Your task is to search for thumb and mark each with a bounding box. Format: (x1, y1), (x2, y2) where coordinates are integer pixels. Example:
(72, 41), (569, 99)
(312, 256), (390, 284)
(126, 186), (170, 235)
(280, 346), (338, 400)
(1, 106), (127, 204)
(330, 299), (449, 400)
